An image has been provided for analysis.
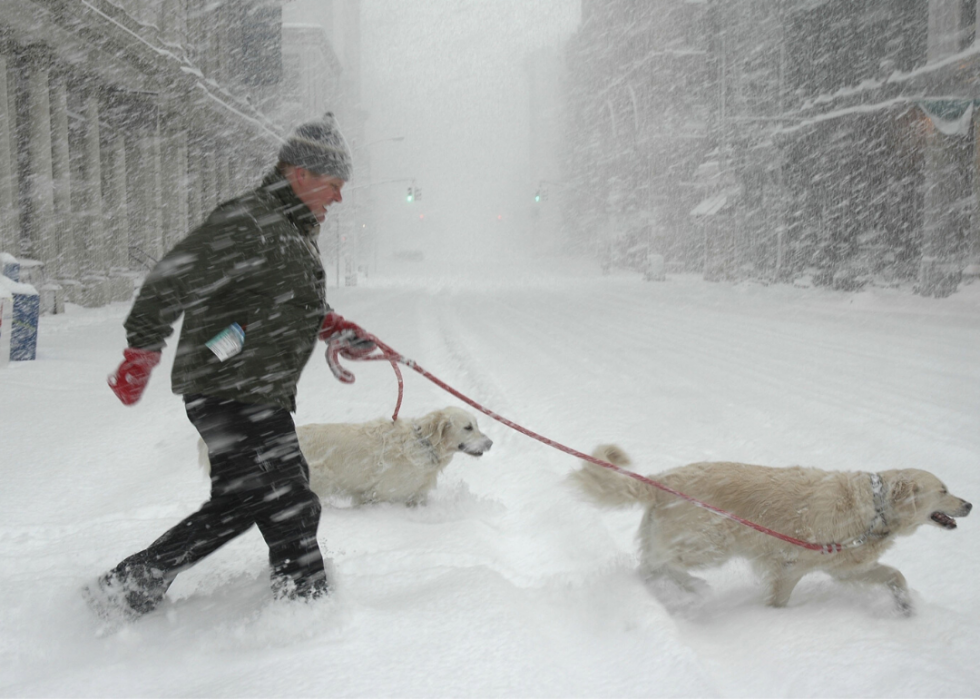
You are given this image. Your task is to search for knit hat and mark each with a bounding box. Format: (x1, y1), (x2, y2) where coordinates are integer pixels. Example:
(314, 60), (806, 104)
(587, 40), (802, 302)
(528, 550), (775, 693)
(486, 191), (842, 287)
(278, 112), (353, 181)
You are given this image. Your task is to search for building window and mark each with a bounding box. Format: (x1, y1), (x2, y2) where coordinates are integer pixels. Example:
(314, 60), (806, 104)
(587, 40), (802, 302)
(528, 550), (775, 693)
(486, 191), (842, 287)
(961, 0), (977, 49)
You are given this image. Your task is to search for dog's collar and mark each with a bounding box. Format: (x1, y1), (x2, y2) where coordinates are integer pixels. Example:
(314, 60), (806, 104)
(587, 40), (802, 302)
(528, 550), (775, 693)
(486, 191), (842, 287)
(850, 473), (890, 547)
(413, 424), (441, 465)
(869, 473), (889, 533)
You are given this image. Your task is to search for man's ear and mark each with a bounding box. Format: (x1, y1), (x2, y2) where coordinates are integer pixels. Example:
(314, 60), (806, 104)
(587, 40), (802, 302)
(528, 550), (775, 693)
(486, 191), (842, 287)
(281, 163), (301, 192)
(293, 166), (311, 187)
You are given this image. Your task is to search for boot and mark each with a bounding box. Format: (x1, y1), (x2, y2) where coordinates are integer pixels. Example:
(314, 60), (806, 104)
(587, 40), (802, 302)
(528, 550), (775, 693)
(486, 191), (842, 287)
(271, 569), (329, 602)
(83, 564), (171, 622)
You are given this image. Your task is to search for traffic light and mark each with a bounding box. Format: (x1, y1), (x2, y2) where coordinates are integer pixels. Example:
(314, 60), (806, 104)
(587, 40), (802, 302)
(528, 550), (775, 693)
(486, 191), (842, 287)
(406, 187), (414, 203)
(534, 191), (541, 202)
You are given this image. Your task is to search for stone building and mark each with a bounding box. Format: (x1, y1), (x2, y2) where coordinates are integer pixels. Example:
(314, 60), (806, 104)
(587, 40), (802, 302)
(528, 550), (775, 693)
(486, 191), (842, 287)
(562, 0), (712, 269)
(281, 0), (365, 286)
(279, 24), (344, 132)
(563, 0), (980, 295)
(0, 0), (359, 311)
(773, 0), (980, 295)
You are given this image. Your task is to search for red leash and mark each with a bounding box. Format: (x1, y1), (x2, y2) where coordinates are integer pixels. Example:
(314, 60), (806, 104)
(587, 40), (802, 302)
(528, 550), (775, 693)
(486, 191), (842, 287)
(327, 335), (847, 554)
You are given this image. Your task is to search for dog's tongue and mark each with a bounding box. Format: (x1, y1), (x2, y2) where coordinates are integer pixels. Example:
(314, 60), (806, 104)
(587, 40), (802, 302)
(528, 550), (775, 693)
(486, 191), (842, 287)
(932, 512), (957, 529)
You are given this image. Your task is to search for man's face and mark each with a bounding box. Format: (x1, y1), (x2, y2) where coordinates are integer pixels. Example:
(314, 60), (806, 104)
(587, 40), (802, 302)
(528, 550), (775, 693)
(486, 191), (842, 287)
(289, 167), (345, 223)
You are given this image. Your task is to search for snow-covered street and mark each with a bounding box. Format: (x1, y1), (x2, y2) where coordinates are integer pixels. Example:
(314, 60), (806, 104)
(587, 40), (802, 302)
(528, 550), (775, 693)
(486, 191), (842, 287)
(2, 258), (979, 697)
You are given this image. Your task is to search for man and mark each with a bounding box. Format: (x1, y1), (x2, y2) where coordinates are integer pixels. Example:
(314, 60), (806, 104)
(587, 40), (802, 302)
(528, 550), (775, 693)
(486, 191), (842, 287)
(87, 113), (373, 620)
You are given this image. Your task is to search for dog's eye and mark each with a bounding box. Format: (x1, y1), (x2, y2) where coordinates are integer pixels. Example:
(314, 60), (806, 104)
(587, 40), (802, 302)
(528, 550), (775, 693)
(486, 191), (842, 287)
(464, 425), (473, 431)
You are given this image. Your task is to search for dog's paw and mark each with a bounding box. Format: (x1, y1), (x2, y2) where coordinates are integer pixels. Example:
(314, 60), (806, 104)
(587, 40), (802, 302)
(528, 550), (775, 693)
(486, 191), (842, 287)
(885, 580), (915, 617)
(641, 571), (710, 614)
(892, 591), (914, 617)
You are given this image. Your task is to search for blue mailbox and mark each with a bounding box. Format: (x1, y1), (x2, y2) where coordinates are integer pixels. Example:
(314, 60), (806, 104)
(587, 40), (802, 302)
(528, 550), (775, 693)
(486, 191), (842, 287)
(0, 269), (39, 362)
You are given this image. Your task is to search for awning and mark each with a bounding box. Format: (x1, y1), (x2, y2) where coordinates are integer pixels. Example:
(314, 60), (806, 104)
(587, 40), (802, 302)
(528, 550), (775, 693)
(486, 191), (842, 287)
(690, 194), (730, 217)
(918, 99), (979, 137)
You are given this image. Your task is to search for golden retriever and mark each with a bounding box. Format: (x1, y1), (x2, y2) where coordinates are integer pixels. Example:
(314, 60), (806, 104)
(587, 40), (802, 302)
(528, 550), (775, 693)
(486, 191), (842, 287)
(200, 407), (492, 506)
(570, 445), (971, 615)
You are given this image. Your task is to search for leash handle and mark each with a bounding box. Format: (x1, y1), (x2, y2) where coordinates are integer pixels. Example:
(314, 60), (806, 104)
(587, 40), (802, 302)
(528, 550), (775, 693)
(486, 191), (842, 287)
(326, 338), (356, 384)
(330, 335), (404, 421)
(334, 333), (847, 554)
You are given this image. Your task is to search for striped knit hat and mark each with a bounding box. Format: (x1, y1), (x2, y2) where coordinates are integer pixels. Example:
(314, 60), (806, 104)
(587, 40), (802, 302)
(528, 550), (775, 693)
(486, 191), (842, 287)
(278, 112), (353, 181)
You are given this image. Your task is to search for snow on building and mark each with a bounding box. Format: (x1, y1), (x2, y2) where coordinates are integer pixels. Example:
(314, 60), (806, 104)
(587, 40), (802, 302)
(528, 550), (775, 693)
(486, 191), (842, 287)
(563, 0), (980, 296)
(563, 0), (711, 270)
(0, 0), (360, 311)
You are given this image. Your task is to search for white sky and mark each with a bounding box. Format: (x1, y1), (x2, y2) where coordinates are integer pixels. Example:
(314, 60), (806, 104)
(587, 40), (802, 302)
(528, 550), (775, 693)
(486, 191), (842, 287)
(357, 0), (581, 260)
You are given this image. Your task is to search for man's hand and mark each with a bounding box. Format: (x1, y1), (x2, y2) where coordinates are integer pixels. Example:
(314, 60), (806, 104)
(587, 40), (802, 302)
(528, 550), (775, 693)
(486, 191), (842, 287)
(318, 312), (375, 355)
(320, 313), (375, 384)
(108, 347), (162, 405)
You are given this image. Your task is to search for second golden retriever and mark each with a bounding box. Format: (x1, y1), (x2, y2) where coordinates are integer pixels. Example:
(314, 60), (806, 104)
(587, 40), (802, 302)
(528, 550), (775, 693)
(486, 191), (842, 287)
(201, 407), (492, 506)
(570, 445), (971, 615)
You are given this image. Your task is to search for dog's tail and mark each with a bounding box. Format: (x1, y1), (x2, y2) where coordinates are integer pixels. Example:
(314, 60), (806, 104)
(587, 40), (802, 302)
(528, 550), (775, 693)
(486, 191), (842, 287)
(568, 444), (657, 507)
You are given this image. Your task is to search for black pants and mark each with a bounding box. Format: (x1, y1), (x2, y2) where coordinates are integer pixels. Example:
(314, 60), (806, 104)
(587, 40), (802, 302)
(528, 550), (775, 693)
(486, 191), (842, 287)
(107, 394), (326, 612)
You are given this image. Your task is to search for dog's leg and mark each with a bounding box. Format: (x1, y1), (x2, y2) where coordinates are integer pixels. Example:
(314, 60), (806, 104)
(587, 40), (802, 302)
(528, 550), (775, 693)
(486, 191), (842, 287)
(639, 564), (710, 615)
(637, 509), (711, 603)
(641, 565), (710, 594)
(767, 565), (806, 608)
(835, 564), (913, 616)
(405, 494), (427, 507)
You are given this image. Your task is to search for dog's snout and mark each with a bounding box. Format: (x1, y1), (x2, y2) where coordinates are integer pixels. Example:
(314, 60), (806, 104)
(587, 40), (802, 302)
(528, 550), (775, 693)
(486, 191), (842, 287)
(460, 436), (493, 456)
(962, 500), (972, 516)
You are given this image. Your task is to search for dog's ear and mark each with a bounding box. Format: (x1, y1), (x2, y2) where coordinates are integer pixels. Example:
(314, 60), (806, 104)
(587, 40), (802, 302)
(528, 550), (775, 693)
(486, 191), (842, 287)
(421, 410), (452, 446)
(890, 477), (920, 508)
(437, 412), (455, 442)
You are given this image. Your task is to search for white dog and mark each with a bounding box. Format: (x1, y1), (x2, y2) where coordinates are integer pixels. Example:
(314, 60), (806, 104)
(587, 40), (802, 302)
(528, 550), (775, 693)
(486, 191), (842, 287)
(200, 406), (492, 506)
(570, 445), (971, 614)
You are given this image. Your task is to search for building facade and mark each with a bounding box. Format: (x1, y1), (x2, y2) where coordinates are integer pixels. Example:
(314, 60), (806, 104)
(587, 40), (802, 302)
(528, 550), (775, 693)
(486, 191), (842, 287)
(774, 0), (979, 295)
(282, 0), (365, 286)
(562, 0), (712, 270)
(562, 0), (980, 295)
(0, 0), (360, 311)
(279, 24), (344, 132)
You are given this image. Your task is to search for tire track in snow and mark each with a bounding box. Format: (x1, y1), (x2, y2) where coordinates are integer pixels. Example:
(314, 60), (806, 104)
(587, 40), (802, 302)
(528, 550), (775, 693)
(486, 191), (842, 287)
(424, 280), (976, 461)
(558, 282), (978, 456)
(401, 289), (645, 585)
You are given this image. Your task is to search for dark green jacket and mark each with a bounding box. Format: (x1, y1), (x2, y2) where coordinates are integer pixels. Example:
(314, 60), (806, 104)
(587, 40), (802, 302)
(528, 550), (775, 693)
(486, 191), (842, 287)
(124, 170), (331, 412)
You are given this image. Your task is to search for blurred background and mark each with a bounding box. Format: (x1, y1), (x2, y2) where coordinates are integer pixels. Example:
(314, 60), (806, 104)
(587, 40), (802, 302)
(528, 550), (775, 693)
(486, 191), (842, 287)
(1, 0), (979, 306)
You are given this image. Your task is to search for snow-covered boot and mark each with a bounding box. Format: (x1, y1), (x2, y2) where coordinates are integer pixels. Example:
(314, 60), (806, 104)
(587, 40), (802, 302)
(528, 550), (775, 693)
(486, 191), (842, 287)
(271, 570), (329, 602)
(81, 575), (142, 627)
(81, 565), (169, 624)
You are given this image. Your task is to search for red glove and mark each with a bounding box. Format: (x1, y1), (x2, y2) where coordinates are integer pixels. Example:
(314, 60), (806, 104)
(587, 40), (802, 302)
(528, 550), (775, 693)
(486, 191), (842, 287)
(319, 312), (368, 342)
(108, 347), (162, 405)
(320, 313), (376, 384)
(319, 312), (375, 353)
(326, 339), (358, 384)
